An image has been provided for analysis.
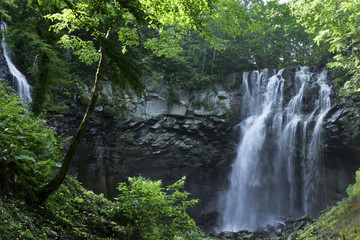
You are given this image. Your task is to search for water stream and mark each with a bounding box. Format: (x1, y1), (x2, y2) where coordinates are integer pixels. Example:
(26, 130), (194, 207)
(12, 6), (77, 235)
(1, 22), (31, 103)
(218, 67), (332, 231)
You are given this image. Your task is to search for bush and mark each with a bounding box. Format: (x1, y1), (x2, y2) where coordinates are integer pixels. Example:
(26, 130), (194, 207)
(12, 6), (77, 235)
(0, 177), (127, 240)
(0, 82), (61, 194)
(112, 176), (203, 240)
(346, 170), (360, 200)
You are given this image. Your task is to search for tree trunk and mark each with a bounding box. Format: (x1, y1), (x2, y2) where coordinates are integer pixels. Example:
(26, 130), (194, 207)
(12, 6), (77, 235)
(36, 46), (106, 204)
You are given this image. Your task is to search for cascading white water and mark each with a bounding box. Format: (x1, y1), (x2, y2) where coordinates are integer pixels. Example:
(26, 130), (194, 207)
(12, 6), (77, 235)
(1, 22), (31, 103)
(218, 67), (332, 231)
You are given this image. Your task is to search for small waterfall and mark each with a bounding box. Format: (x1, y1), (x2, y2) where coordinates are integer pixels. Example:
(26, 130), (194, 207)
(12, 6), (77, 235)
(1, 22), (31, 103)
(218, 67), (332, 231)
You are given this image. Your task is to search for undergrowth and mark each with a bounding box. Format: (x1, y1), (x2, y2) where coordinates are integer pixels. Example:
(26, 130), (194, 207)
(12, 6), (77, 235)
(297, 170), (360, 240)
(0, 177), (126, 240)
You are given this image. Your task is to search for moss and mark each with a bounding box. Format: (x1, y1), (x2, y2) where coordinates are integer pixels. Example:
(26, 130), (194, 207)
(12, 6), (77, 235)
(297, 170), (360, 240)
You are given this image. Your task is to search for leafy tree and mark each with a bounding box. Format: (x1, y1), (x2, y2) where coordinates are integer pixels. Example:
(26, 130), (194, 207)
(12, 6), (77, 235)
(230, 0), (329, 69)
(112, 176), (202, 240)
(147, 0), (326, 91)
(0, 0), (14, 21)
(31, 0), (232, 203)
(291, 0), (360, 92)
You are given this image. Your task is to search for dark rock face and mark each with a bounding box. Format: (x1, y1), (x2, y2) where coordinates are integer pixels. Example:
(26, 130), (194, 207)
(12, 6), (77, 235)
(48, 68), (360, 232)
(0, 45), (10, 80)
(50, 73), (243, 232)
(323, 95), (360, 200)
(30, 67), (360, 232)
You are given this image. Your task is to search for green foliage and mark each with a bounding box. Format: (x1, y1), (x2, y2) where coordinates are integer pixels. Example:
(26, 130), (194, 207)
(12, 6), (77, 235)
(3, 0), (323, 110)
(145, 0), (323, 91)
(0, 0), (83, 116)
(291, 0), (360, 92)
(298, 169), (360, 239)
(0, 176), (205, 239)
(247, 0), (323, 68)
(346, 170), (360, 200)
(113, 176), (203, 240)
(0, 0), (16, 22)
(0, 82), (61, 192)
(0, 177), (127, 239)
(39, 0), (219, 97)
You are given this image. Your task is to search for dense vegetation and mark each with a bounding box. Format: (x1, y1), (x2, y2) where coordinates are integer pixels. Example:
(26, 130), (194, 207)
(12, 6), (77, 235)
(1, 0), (358, 111)
(1, 0), (360, 239)
(0, 83), (61, 195)
(291, 0), (360, 94)
(298, 170), (360, 239)
(0, 0), (330, 113)
(0, 176), (203, 240)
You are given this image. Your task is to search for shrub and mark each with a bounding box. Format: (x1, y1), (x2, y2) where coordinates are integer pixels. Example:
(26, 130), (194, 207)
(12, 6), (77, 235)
(112, 176), (203, 240)
(0, 82), (61, 194)
(346, 170), (360, 200)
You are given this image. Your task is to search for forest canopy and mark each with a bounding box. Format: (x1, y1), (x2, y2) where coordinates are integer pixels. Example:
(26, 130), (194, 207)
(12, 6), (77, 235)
(1, 0), (358, 104)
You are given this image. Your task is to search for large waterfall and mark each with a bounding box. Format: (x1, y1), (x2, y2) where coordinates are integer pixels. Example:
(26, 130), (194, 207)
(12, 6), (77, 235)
(1, 22), (31, 103)
(218, 67), (332, 231)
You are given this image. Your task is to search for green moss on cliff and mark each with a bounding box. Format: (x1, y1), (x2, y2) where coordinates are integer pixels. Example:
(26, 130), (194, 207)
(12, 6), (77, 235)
(298, 170), (360, 240)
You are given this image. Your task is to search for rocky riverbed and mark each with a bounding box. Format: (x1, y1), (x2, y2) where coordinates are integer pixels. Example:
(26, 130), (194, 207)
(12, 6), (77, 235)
(207, 215), (314, 240)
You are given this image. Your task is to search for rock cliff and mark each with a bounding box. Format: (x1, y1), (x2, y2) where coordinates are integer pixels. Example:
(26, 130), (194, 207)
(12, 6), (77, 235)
(2, 45), (360, 232)
(49, 67), (360, 232)
(49, 73), (244, 231)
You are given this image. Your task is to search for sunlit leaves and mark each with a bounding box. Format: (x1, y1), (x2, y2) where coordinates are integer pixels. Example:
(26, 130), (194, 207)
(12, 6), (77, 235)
(40, 0), (220, 69)
(144, 28), (183, 57)
(46, 8), (101, 36)
(313, 29), (330, 46)
(59, 35), (99, 65)
(113, 176), (202, 240)
(291, 0), (360, 91)
(117, 27), (140, 54)
(207, 0), (250, 38)
(140, 0), (211, 32)
(0, 83), (61, 189)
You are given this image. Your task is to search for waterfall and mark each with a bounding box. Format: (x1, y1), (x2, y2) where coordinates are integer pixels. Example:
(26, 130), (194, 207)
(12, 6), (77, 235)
(218, 67), (332, 231)
(1, 22), (31, 103)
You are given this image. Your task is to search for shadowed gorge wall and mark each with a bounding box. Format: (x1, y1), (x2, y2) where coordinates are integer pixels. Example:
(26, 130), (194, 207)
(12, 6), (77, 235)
(44, 67), (360, 232)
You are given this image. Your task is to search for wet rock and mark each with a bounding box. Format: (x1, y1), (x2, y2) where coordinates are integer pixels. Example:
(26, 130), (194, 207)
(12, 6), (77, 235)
(287, 232), (297, 240)
(144, 97), (168, 117)
(209, 215), (314, 240)
(43, 66), (360, 233)
(0, 47), (10, 79)
(169, 103), (187, 116)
